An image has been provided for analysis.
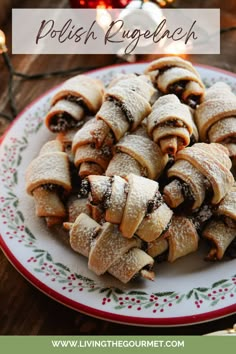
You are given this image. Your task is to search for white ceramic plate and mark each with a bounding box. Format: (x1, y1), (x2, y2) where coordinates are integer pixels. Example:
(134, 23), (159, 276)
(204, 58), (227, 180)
(0, 63), (236, 327)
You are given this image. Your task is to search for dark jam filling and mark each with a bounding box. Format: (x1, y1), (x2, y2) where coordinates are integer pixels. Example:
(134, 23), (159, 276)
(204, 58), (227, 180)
(168, 80), (200, 109)
(64, 142), (72, 152)
(157, 157), (175, 192)
(225, 238), (236, 259)
(101, 145), (112, 158)
(192, 204), (214, 231)
(103, 187), (112, 209)
(102, 178), (113, 209)
(157, 65), (173, 76)
(77, 178), (90, 198)
(190, 134), (197, 146)
(168, 80), (188, 97)
(42, 183), (63, 193)
(156, 66), (202, 108)
(106, 96), (134, 124)
(50, 113), (84, 132)
(167, 179), (195, 216)
(146, 192), (163, 215)
(131, 264), (153, 281)
(181, 181), (194, 203)
(158, 119), (185, 128)
(186, 94), (201, 109)
(69, 163), (81, 192)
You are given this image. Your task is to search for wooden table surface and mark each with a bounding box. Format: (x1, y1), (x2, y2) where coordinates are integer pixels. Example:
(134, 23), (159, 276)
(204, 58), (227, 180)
(0, 0), (236, 335)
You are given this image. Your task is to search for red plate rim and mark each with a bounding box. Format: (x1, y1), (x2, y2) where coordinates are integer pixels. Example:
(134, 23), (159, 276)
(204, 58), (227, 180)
(0, 62), (236, 327)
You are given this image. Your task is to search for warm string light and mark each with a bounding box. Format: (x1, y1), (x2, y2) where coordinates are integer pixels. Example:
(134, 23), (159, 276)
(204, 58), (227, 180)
(71, 0), (131, 8)
(164, 41), (189, 58)
(71, 1), (175, 9)
(149, 0), (175, 7)
(0, 30), (7, 54)
(0, 29), (101, 121)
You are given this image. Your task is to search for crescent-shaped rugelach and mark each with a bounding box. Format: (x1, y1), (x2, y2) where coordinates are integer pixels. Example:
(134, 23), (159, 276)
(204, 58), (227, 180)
(203, 184), (236, 260)
(93, 76), (155, 147)
(26, 140), (71, 226)
(106, 126), (168, 179)
(145, 56), (205, 108)
(56, 128), (78, 162)
(195, 82), (236, 159)
(147, 216), (198, 262)
(67, 213), (154, 283)
(72, 118), (112, 178)
(88, 174), (173, 241)
(147, 94), (198, 155)
(45, 75), (104, 132)
(163, 143), (234, 210)
(165, 216), (199, 262)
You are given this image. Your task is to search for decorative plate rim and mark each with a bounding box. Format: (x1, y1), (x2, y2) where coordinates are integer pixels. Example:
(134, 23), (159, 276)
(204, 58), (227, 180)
(0, 62), (236, 327)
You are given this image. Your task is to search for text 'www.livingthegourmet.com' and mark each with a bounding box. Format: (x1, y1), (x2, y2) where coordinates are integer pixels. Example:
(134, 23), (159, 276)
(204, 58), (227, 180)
(51, 339), (185, 349)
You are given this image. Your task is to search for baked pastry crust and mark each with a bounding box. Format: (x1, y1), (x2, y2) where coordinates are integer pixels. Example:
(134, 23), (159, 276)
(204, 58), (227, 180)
(72, 118), (112, 178)
(147, 94), (197, 155)
(25, 140), (71, 226)
(106, 127), (168, 179)
(88, 173), (173, 241)
(147, 216), (199, 262)
(166, 216), (199, 262)
(196, 82), (236, 158)
(164, 143), (234, 210)
(45, 75), (104, 132)
(145, 56), (205, 108)
(95, 76), (155, 147)
(203, 220), (236, 261)
(68, 213), (154, 283)
(203, 184), (236, 260)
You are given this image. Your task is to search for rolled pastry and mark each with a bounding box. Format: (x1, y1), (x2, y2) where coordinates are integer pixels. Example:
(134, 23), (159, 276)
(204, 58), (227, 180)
(147, 216), (199, 262)
(67, 213), (154, 283)
(26, 140), (71, 226)
(66, 196), (90, 223)
(145, 56), (205, 108)
(195, 82), (236, 158)
(203, 220), (236, 261)
(163, 143), (234, 210)
(56, 128), (77, 162)
(106, 126), (168, 179)
(108, 73), (153, 91)
(94, 76), (155, 147)
(147, 94), (198, 155)
(88, 173), (173, 241)
(165, 216), (199, 262)
(147, 236), (169, 258)
(45, 75), (104, 132)
(72, 118), (112, 178)
(203, 184), (236, 260)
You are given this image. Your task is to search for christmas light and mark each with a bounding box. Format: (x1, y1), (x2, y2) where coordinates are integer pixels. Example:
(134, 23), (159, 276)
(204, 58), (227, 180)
(0, 30), (7, 54)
